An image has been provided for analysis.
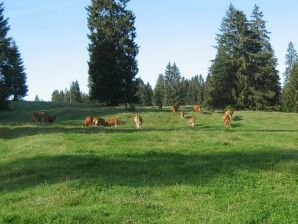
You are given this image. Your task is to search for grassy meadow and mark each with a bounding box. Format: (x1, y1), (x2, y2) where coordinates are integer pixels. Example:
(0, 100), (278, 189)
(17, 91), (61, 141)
(0, 101), (297, 223)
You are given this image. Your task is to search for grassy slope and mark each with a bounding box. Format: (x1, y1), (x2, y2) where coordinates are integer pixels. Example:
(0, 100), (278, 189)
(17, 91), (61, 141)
(0, 101), (297, 223)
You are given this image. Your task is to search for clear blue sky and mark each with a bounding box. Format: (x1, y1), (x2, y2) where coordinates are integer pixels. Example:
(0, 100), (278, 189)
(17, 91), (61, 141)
(3, 0), (298, 101)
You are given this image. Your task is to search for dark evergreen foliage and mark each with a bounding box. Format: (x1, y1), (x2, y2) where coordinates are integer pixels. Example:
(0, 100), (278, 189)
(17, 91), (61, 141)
(283, 42), (297, 85)
(87, 0), (139, 105)
(52, 81), (88, 103)
(153, 74), (165, 107)
(163, 62), (184, 105)
(282, 62), (298, 112)
(185, 74), (204, 105)
(70, 80), (82, 103)
(205, 4), (280, 110)
(136, 79), (153, 106)
(0, 3), (27, 109)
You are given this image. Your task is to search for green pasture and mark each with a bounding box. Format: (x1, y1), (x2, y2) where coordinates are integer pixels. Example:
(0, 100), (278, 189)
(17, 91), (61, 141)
(0, 101), (297, 223)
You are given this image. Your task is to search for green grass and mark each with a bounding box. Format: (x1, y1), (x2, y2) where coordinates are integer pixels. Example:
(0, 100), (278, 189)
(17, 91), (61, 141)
(0, 101), (297, 223)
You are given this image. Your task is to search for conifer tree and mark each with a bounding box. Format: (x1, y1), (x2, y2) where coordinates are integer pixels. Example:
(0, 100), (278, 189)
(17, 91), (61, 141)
(249, 5), (281, 109)
(283, 41), (297, 85)
(186, 74), (205, 105)
(0, 3), (27, 109)
(153, 74), (165, 107)
(34, 95), (40, 102)
(51, 90), (60, 102)
(0, 2), (11, 109)
(87, 0), (139, 105)
(282, 62), (298, 112)
(70, 80), (82, 103)
(136, 80), (153, 106)
(206, 4), (280, 109)
(164, 62), (184, 105)
(8, 41), (28, 101)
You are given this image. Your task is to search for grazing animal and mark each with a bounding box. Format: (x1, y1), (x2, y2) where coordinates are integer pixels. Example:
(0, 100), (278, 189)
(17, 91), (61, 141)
(32, 111), (45, 123)
(224, 109), (233, 119)
(186, 116), (195, 127)
(223, 113), (232, 128)
(93, 117), (106, 126)
(43, 113), (56, 124)
(105, 118), (121, 127)
(193, 104), (201, 113)
(83, 116), (93, 127)
(172, 105), (179, 113)
(180, 112), (185, 119)
(134, 115), (143, 129)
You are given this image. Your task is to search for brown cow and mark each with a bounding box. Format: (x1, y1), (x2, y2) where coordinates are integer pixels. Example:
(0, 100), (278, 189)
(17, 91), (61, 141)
(43, 113), (56, 124)
(223, 113), (232, 128)
(105, 118), (121, 127)
(172, 105), (179, 113)
(93, 117), (106, 127)
(193, 104), (201, 113)
(32, 111), (45, 123)
(134, 115), (143, 129)
(180, 112), (185, 119)
(83, 116), (93, 127)
(227, 109), (234, 117)
(186, 116), (195, 127)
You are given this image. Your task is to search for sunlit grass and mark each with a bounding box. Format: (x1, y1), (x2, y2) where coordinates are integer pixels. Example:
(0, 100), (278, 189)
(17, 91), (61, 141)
(0, 101), (297, 223)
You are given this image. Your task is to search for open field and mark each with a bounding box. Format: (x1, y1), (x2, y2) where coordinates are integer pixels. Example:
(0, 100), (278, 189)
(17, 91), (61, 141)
(0, 101), (297, 223)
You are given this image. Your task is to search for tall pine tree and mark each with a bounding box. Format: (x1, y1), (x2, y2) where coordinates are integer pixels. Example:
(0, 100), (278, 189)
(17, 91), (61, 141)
(136, 79), (153, 106)
(8, 41), (28, 101)
(0, 3), (27, 109)
(206, 4), (280, 109)
(87, 0), (139, 105)
(153, 74), (165, 107)
(186, 75), (205, 105)
(249, 5), (280, 109)
(282, 61), (298, 112)
(70, 80), (82, 103)
(283, 41), (297, 85)
(164, 62), (184, 105)
(0, 2), (11, 109)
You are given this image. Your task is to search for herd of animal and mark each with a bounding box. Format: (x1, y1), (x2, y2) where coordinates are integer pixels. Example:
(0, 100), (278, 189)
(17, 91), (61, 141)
(32, 111), (56, 124)
(32, 104), (234, 129)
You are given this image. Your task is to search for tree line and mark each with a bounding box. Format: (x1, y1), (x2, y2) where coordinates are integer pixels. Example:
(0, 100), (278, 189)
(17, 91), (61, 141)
(135, 62), (205, 107)
(1, 0), (296, 112)
(51, 80), (90, 103)
(282, 42), (298, 112)
(86, 0), (297, 112)
(0, 3), (27, 110)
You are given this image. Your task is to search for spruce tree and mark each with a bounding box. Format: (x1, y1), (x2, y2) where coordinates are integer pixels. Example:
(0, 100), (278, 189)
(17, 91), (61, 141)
(87, 0), (139, 105)
(0, 3), (27, 109)
(164, 62), (184, 105)
(8, 41), (28, 101)
(282, 62), (298, 112)
(249, 5), (281, 109)
(207, 4), (280, 109)
(70, 80), (82, 103)
(136, 79), (153, 106)
(153, 74), (165, 107)
(34, 95), (40, 102)
(186, 74), (205, 105)
(207, 5), (239, 108)
(51, 90), (60, 102)
(0, 2), (11, 109)
(283, 41), (297, 85)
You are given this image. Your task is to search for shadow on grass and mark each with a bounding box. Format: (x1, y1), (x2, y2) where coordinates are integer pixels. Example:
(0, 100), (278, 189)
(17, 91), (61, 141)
(1, 126), (298, 139)
(233, 116), (243, 121)
(1, 150), (297, 192)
